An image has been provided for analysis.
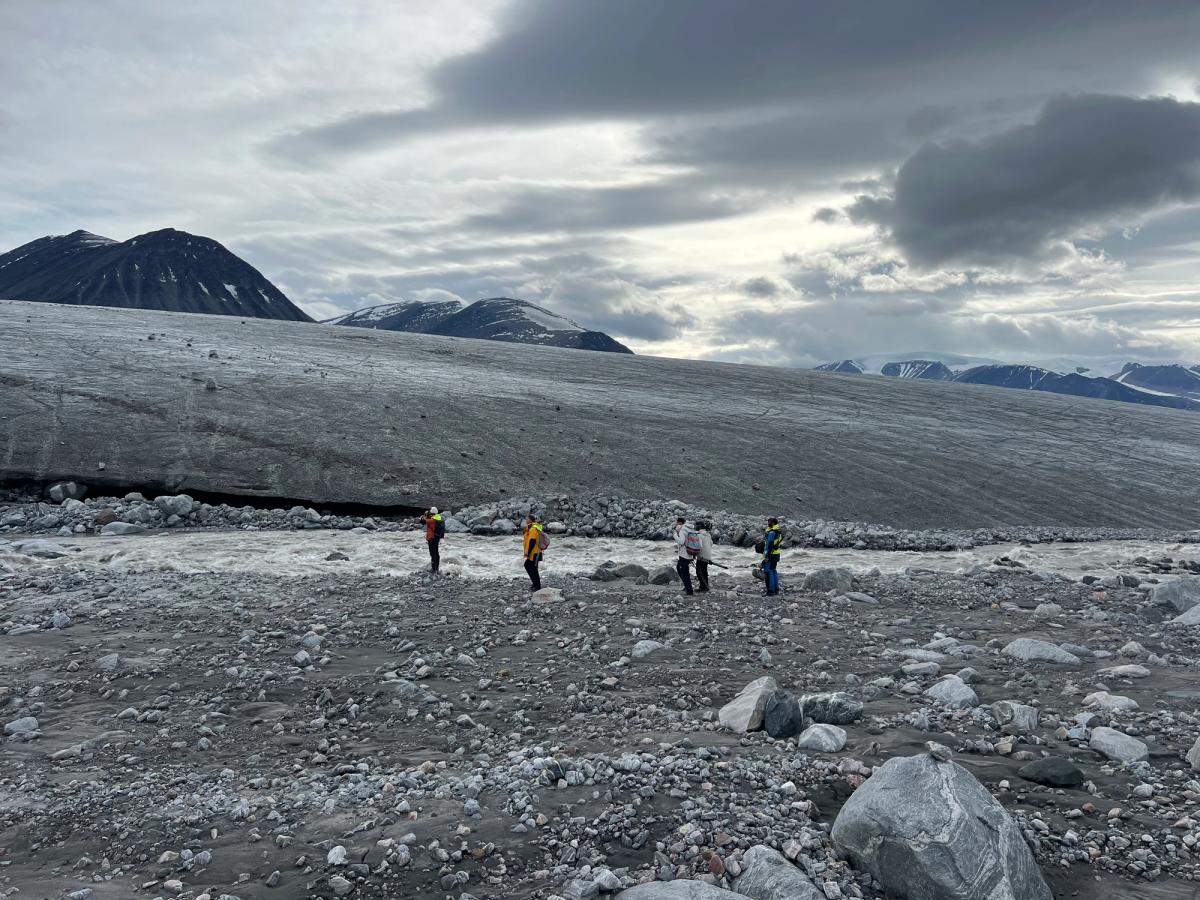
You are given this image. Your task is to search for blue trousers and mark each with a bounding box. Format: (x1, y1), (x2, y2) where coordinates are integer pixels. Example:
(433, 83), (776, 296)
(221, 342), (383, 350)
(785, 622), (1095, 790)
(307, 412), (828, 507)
(762, 557), (779, 595)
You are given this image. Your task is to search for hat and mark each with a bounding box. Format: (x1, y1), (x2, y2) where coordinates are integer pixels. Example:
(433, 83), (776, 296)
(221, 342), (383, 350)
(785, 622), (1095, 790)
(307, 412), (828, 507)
(429, 507), (439, 514)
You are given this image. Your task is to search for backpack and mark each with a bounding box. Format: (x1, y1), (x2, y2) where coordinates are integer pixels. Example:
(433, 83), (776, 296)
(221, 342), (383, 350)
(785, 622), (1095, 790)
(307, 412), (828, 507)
(684, 529), (704, 557)
(537, 529), (550, 551)
(434, 518), (445, 540)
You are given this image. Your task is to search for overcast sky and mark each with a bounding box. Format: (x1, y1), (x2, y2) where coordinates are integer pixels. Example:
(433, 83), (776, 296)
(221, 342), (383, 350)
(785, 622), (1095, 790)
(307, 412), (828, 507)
(4, 1), (1200, 368)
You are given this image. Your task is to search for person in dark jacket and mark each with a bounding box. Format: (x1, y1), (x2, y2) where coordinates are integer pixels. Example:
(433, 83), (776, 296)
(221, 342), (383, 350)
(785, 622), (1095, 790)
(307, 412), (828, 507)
(695, 521), (714, 593)
(761, 517), (783, 596)
(522, 515), (544, 591)
(420, 507), (444, 574)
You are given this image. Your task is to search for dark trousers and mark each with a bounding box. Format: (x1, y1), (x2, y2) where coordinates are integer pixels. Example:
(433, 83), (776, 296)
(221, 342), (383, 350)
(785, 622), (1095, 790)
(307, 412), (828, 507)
(676, 558), (694, 595)
(696, 559), (710, 592)
(763, 557), (779, 595)
(524, 557), (541, 591)
(427, 539), (440, 573)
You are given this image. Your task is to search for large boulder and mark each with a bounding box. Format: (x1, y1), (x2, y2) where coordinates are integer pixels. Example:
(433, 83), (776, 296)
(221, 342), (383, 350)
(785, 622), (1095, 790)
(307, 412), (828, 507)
(1017, 757), (1083, 788)
(831, 753), (1051, 900)
(617, 883), (753, 900)
(923, 676), (978, 709)
(801, 567), (853, 593)
(1170, 604), (1200, 626)
(733, 845), (824, 900)
(100, 522), (148, 536)
(1089, 727), (1148, 763)
(795, 723), (847, 753)
(763, 690), (805, 739)
(992, 701), (1039, 733)
(1151, 578), (1200, 614)
(1001, 639), (1080, 665)
(154, 494), (194, 517)
(46, 481), (86, 503)
(800, 692), (864, 725)
(647, 565), (677, 586)
(719, 676), (779, 733)
(1186, 736), (1200, 770)
(10, 539), (69, 559)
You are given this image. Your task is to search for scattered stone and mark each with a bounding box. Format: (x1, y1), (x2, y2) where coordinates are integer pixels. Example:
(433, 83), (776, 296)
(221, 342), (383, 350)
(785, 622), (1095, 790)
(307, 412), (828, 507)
(991, 700), (1039, 733)
(923, 675), (978, 710)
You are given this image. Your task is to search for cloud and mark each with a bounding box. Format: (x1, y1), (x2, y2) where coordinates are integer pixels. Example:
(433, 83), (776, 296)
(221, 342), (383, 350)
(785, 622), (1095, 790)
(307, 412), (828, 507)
(741, 277), (782, 298)
(270, 1), (1200, 163)
(462, 178), (757, 235)
(850, 94), (1200, 269)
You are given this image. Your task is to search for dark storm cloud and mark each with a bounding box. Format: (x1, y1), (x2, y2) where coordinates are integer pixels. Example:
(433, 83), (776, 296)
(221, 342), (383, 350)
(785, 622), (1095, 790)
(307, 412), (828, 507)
(850, 95), (1200, 269)
(272, 1), (1200, 163)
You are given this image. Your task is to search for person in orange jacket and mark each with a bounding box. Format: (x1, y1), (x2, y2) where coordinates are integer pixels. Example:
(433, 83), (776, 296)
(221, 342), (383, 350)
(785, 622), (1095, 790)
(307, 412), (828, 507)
(420, 507), (445, 574)
(522, 514), (544, 591)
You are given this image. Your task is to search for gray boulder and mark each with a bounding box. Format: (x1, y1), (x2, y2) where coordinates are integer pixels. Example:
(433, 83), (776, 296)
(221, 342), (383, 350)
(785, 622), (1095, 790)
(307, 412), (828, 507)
(1151, 578), (1200, 614)
(832, 753), (1051, 900)
(1001, 638), (1080, 665)
(46, 481), (86, 503)
(795, 723), (847, 753)
(4, 716), (40, 737)
(631, 640), (666, 660)
(991, 701), (1039, 733)
(719, 676), (779, 733)
(647, 565), (677, 585)
(800, 691), (864, 725)
(443, 516), (469, 534)
(154, 494), (194, 517)
(733, 845), (823, 900)
(1170, 604), (1200, 626)
(617, 883), (753, 900)
(10, 539), (69, 558)
(801, 566), (853, 593)
(923, 675), (978, 709)
(1187, 736), (1200, 770)
(1089, 727), (1148, 763)
(100, 522), (148, 536)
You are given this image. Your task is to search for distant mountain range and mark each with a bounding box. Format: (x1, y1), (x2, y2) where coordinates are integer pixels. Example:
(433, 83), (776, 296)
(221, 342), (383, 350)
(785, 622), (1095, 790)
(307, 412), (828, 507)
(0, 229), (632, 353)
(0, 229), (311, 321)
(325, 297), (633, 353)
(814, 354), (1200, 411)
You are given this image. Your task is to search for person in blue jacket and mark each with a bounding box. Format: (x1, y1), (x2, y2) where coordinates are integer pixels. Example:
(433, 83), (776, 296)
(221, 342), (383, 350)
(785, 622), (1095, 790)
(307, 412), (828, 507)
(761, 517), (783, 596)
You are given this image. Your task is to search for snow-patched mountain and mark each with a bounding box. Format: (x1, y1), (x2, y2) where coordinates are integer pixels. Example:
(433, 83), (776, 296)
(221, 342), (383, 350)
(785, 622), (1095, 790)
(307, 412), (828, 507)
(1113, 363), (1200, 401)
(324, 298), (464, 332)
(814, 359), (865, 374)
(0, 228), (311, 321)
(879, 360), (954, 380)
(327, 297), (632, 353)
(955, 365), (1199, 411)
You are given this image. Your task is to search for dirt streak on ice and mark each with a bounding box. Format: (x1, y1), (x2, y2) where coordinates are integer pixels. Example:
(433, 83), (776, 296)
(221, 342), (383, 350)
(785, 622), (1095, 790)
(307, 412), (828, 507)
(2, 531), (1195, 582)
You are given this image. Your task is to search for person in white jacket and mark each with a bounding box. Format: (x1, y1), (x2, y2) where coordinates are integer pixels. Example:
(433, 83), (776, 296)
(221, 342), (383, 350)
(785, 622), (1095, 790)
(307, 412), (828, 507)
(672, 517), (695, 596)
(694, 521), (715, 593)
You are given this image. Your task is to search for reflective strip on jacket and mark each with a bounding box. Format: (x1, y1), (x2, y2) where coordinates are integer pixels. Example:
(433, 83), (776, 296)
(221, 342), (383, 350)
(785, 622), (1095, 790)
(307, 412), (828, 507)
(763, 525), (782, 560)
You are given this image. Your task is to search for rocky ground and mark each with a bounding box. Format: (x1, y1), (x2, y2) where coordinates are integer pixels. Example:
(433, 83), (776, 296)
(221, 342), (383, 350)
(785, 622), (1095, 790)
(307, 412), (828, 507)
(3, 527), (1200, 899)
(4, 486), (1197, 553)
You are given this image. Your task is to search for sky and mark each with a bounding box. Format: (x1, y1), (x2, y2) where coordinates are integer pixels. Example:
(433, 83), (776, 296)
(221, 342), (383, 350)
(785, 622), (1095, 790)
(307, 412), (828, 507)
(3, 0), (1200, 370)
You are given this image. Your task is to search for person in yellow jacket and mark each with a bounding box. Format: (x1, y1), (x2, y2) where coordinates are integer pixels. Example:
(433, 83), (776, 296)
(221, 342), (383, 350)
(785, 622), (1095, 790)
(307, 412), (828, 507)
(522, 514), (545, 591)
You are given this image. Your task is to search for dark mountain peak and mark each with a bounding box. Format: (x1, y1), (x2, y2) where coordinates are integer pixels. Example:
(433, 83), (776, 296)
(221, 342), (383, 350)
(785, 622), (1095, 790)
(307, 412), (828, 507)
(956, 364), (1199, 411)
(0, 227), (311, 322)
(327, 295), (632, 353)
(814, 359), (864, 374)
